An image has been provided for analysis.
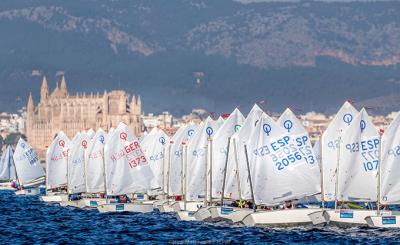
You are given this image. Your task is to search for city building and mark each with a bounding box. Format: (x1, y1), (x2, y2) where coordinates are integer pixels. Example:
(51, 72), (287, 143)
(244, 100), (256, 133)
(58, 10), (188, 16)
(26, 76), (143, 159)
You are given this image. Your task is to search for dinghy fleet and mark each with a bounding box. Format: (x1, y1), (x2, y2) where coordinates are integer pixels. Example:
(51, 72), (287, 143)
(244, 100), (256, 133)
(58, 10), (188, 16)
(2, 101), (400, 228)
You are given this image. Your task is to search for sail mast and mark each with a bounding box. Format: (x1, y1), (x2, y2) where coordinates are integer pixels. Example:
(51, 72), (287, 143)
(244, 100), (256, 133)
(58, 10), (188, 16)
(220, 137), (231, 206)
(244, 144), (256, 212)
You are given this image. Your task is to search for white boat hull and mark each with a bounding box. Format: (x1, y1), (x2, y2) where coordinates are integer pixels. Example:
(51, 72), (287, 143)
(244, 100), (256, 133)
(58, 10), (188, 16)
(309, 209), (378, 227)
(153, 200), (168, 211)
(176, 211), (197, 221)
(171, 201), (203, 212)
(193, 207), (213, 221)
(82, 198), (108, 208)
(40, 194), (69, 203)
(60, 199), (86, 208)
(209, 206), (254, 223)
(97, 202), (154, 213)
(15, 188), (40, 196)
(365, 213), (400, 228)
(158, 203), (175, 213)
(242, 208), (322, 227)
(0, 182), (15, 190)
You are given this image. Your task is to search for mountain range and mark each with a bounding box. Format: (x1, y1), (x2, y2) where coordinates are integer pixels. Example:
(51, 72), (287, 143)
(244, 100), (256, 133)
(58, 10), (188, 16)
(0, 0), (400, 116)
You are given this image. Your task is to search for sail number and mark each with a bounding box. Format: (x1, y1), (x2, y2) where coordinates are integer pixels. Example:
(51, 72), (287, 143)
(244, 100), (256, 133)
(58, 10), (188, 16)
(253, 135), (316, 170)
(346, 139), (380, 172)
(149, 152), (164, 162)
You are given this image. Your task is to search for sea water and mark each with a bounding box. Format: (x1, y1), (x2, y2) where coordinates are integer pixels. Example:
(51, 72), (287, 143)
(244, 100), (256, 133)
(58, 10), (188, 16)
(1, 191), (399, 244)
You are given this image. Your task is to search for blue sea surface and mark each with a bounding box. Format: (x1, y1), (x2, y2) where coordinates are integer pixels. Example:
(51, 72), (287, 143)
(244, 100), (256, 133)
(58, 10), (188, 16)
(1, 190), (399, 244)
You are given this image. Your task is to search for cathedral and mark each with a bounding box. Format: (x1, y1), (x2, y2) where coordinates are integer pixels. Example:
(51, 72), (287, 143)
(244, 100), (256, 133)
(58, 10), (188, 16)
(26, 76), (143, 159)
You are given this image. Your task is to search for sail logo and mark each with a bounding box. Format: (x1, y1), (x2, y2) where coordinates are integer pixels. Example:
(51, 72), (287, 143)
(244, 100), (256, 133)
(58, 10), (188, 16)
(99, 135), (105, 144)
(360, 120), (366, 132)
(82, 140), (88, 149)
(59, 140), (65, 148)
(283, 120), (293, 133)
(234, 124), (242, 132)
(343, 114), (353, 125)
(120, 132), (128, 141)
(159, 137), (166, 145)
(206, 127), (213, 136)
(263, 124), (271, 135)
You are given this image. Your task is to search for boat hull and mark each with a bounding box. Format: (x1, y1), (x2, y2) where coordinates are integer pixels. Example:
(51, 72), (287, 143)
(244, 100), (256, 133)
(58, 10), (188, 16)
(97, 202), (154, 213)
(0, 182), (14, 190)
(82, 198), (108, 208)
(15, 188), (40, 196)
(209, 207), (254, 223)
(158, 202), (175, 213)
(193, 207), (213, 221)
(309, 209), (378, 227)
(60, 199), (86, 208)
(171, 201), (203, 212)
(365, 213), (400, 228)
(40, 194), (69, 203)
(176, 211), (197, 221)
(242, 208), (322, 227)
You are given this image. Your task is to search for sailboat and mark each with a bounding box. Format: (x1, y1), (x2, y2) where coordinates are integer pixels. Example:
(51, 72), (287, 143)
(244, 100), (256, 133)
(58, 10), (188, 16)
(208, 104), (264, 222)
(175, 117), (223, 221)
(365, 113), (400, 228)
(0, 145), (17, 190)
(193, 108), (245, 221)
(158, 123), (197, 212)
(60, 132), (90, 208)
(240, 110), (321, 226)
(140, 127), (170, 210)
(308, 101), (358, 224)
(80, 128), (109, 208)
(40, 132), (71, 203)
(13, 138), (45, 195)
(97, 122), (155, 213)
(311, 108), (380, 227)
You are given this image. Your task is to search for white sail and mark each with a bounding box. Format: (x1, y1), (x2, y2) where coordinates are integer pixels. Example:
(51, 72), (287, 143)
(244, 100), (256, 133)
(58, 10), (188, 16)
(106, 127), (115, 143)
(186, 117), (222, 201)
(0, 146), (16, 181)
(168, 123), (197, 196)
(313, 139), (321, 167)
(46, 132), (71, 189)
(68, 133), (90, 194)
(141, 128), (169, 194)
(249, 114), (319, 205)
(277, 108), (321, 195)
(86, 129), (107, 193)
(377, 113), (400, 204)
(87, 128), (95, 139)
(13, 138), (45, 187)
(225, 104), (264, 200)
(211, 108), (245, 198)
(104, 122), (154, 195)
(321, 101), (358, 201)
(338, 108), (379, 201)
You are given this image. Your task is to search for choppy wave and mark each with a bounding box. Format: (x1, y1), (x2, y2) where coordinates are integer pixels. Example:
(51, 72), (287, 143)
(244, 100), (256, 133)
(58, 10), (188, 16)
(1, 191), (399, 244)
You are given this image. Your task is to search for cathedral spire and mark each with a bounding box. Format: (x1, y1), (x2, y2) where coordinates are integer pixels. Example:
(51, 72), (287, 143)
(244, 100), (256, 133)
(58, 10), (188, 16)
(52, 82), (60, 98)
(27, 92), (34, 112)
(130, 95), (136, 114)
(40, 76), (49, 102)
(60, 75), (68, 98)
(137, 95), (142, 115)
